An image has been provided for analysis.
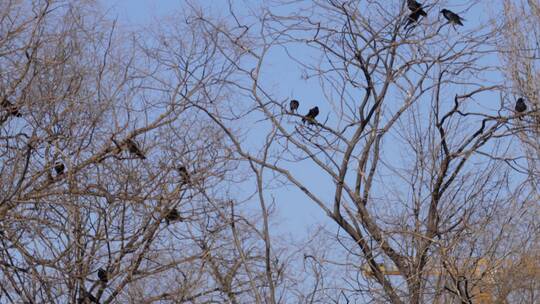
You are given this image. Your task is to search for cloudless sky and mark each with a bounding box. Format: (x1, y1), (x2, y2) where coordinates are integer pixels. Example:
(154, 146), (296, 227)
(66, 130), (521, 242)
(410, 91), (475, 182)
(97, 0), (510, 243)
(97, 0), (334, 240)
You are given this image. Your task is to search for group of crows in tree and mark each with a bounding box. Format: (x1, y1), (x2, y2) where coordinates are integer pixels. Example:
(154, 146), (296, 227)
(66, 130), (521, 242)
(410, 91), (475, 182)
(77, 198), (180, 302)
(74, 165), (185, 303)
(1, 99), (188, 304)
(288, 1), (530, 126)
(290, 96), (529, 126)
(289, 98), (320, 125)
(405, 0), (464, 30)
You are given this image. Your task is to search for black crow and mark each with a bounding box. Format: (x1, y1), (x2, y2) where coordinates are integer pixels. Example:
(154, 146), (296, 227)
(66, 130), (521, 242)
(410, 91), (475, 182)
(1, 98), (22, 117)
(441, 9), (464, 26)
(54, 162), (65, 175)
(125, 139), (146, 159)
(407, 0), (427, 16)
(515, 97), (527, 113)
(515, 97), (527, 120)
(290, 99), (300, 113)
(177, 166), (190, 184)
(405, 10), (423, 30)
(165, 208), (182, 225)
(97, 268), (108, 283)
(302, 106), (319, 124)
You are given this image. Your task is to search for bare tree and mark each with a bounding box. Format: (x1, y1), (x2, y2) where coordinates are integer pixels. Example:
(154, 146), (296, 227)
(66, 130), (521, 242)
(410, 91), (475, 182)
(498, 0), (540, 189)
(0, 1), (286, 303)
(2, 1), (538, 303)
(488, 1), (540, 302)
(192, 0), (539, 303)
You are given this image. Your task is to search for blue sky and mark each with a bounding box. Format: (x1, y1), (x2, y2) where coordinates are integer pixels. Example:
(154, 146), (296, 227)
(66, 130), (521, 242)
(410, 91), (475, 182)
(97, 0), (512, 243)
(97, 0), (336, 239)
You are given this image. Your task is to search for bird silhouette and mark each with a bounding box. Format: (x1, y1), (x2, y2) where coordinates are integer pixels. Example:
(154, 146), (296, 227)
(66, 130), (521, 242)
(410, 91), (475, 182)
(1, 98), (21, 117)
(177, 166), (190, 184)
(407, 0), (427, 16)
(302, 106), (319, 125)
(54, 162), (65, 175)
(515, 97), (527, 120)
(290, 99), (300, 113)
(441, 9), (464, 26)
(405, 10), (424, 29)
(165, 208), (182, 225)
(125, 139), (146, 159)
(515, 97), (527, 113)
(97, 268), (108, 284)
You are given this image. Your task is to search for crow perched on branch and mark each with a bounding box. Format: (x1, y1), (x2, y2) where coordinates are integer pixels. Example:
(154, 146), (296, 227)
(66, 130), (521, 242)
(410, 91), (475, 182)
(165, 208), (182, 225)
(177, 166), (190, 184)
(302, 106), (319, 125)
(1, 98), (22, 117)
(515, 97), (527, 120)
(515, 97), (527, 113)
(407, 0), (427, 16)
(125, 138), (146, 159)
(405, 10), (424, 29)
(441, 9), (464, 26)
(97, 268), (108, 284)
(54, 162), (65, 175)
(290, 99), (299, 113)
(405, 0), (427, 30)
